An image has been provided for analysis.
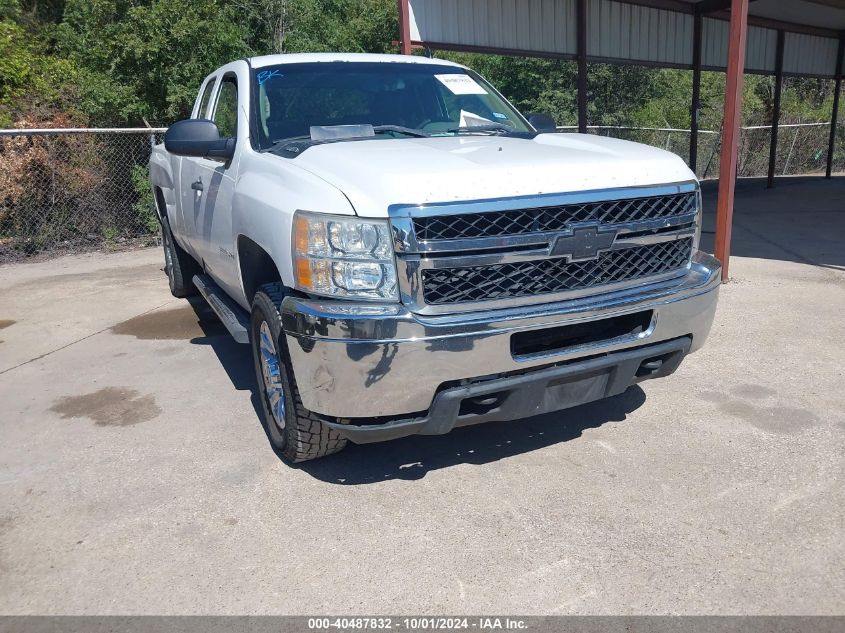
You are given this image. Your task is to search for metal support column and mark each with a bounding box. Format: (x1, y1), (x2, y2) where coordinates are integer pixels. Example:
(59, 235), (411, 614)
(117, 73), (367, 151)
(690, 10), (703, 172)
(577, 0), (588, 134)
(714, 0), (749, 282)
(826, 34), (844, 178)
(767, 30), (785, 188)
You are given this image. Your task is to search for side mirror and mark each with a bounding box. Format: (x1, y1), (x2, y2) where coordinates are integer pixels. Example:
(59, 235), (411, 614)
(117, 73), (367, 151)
(164, 119), (235, 160)
(527, 112), (557, 133)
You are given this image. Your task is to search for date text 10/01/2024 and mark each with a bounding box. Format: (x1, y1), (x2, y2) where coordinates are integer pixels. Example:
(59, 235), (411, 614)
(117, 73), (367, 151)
(307, 617), (528, 630)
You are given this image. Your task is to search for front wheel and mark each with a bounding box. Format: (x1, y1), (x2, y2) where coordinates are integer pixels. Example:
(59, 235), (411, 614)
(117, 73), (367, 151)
(250, 283), (347, 463)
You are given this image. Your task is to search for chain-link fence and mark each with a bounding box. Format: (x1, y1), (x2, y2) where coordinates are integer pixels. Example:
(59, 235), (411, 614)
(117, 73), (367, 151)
(0, 128), (165, 264)
(562, 126), (721, 179)
(559, 122), (839, 180)
(0, 123), (842, 263)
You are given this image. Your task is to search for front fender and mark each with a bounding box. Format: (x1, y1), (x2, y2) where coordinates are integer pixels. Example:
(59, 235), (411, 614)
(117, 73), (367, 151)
(148, 144), (178, 227)
(230, 152), (356, 309)
(149, 149), (173, 190)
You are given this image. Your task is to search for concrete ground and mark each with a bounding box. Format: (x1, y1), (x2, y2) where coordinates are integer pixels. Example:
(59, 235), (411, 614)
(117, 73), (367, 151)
(0, 176), (843, 615)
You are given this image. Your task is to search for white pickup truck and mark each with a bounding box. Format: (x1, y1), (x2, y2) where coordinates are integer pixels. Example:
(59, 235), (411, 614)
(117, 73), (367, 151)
(149, 53), (720, 463)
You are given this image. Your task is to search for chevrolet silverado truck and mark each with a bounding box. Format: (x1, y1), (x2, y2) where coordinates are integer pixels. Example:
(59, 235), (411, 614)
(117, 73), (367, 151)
(149, 53), (720, 463)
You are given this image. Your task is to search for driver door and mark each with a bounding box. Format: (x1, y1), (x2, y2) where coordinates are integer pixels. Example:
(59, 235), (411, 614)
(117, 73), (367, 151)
(192, 73), (240, 295)
(178, 74), (216, 258)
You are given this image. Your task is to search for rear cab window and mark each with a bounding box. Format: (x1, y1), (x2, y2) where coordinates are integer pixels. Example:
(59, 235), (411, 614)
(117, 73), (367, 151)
(213, 75), (239, 138)
(195, 77), (217, 119)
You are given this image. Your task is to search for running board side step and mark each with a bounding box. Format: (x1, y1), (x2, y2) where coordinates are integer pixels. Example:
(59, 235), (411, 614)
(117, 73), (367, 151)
(193, 274), (250, 344)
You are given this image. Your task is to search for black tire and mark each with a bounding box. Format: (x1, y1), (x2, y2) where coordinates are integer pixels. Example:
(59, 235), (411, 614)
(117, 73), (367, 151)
(250, 282), (347, 463)
(161, 216), (200, 298)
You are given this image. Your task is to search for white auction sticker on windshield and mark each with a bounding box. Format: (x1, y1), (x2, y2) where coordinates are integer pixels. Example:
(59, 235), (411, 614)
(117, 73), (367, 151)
(435, 74), (488, 95)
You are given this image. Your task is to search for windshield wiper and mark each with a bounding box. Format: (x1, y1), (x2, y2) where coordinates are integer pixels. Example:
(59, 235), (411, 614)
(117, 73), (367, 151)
(265, 135), (311, 153)
(372, 125), (429, 138)
(447, 123), (514, 135)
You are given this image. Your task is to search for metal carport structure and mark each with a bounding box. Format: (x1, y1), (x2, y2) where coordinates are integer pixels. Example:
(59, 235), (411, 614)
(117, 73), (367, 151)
(396, 0), (845, 280)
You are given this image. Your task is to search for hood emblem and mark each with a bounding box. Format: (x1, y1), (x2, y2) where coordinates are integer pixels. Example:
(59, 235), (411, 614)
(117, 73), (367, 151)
(550, 224), (617, 261)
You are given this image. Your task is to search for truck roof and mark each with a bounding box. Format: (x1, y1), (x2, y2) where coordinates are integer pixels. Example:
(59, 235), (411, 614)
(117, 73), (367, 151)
(249, 52), (464, 69)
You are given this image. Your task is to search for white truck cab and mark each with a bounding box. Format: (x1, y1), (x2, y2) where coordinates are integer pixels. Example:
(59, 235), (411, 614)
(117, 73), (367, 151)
(150, 53), (720, 463)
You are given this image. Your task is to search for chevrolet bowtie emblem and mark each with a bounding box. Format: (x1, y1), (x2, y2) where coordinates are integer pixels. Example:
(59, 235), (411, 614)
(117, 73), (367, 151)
(550, 224), (617, 261)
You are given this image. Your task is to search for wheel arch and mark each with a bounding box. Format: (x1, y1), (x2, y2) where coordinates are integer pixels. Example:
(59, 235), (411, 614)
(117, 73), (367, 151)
(237, 235), (286, 303)
(153, 186), (167, 223)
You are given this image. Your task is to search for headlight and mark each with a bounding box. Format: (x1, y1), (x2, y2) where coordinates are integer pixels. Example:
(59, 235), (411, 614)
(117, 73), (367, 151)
(293, 211), (398, 300)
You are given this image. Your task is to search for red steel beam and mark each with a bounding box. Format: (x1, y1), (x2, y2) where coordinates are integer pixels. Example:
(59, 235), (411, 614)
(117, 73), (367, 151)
(714, 0), (749, 282)
(397, 0), (411, 55)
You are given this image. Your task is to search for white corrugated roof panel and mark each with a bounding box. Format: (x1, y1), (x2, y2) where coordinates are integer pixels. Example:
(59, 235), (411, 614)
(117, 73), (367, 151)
(410, 0), (577, 56)
(588, 0), (693, 66)
(784, 31), (840, 76)
(407, 0), (842, 77)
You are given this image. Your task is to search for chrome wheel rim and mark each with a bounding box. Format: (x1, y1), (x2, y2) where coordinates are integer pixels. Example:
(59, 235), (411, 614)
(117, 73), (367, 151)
(259, 321), (286, 430)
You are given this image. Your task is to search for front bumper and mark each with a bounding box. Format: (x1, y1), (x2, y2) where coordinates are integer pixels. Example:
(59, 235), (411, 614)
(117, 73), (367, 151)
(282, 251), (720, 425)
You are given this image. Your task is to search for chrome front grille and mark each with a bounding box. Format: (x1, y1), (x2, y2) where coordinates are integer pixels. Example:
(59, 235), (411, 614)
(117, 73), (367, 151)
(421, 238), (693, 305)
(390, 183), (700, 315)
(413, 192), (696, 241)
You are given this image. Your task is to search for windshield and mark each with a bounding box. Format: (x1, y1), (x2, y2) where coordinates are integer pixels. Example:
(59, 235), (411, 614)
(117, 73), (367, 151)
(250, 61), (533, 151)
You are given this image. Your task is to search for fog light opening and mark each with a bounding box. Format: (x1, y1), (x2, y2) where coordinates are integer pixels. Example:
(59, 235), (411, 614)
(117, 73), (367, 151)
(459, 392), (507, 417)
(636, 354), (669, 378)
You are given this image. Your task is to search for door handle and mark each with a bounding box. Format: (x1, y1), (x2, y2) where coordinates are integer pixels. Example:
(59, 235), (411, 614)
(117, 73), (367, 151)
(191, 179), (203, 192)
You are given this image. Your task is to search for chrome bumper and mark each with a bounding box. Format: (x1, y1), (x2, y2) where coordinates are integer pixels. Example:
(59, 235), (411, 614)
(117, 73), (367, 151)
(282, 251), (720, 419)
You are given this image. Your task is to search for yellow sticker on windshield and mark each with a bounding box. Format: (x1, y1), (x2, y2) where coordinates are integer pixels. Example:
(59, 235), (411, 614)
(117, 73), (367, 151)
(435, 74), (488, 95)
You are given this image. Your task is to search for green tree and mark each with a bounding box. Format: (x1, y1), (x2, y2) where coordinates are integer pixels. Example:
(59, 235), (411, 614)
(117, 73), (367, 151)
(0, 17), (89, 127)
(57, 0), (252, 124)
(233, 0), (396, 55)
(53, 0), (397, 126)
(3, 0), (838, 175)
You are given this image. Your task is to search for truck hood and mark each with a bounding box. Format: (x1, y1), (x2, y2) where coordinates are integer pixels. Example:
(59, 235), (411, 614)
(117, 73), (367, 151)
(288, 133), (695, 217)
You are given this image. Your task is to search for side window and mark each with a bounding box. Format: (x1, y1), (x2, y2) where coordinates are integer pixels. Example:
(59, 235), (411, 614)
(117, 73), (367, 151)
(195, 79), (216, 119)
(213, 77), (239, 138)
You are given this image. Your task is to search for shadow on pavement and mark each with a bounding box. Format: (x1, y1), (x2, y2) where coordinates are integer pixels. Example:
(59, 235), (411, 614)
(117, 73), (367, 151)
(184, 294), (648, 484)
(699, 176), (845, 271)
(186, 297), (255, 387)
(299, 386), (646, 485)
